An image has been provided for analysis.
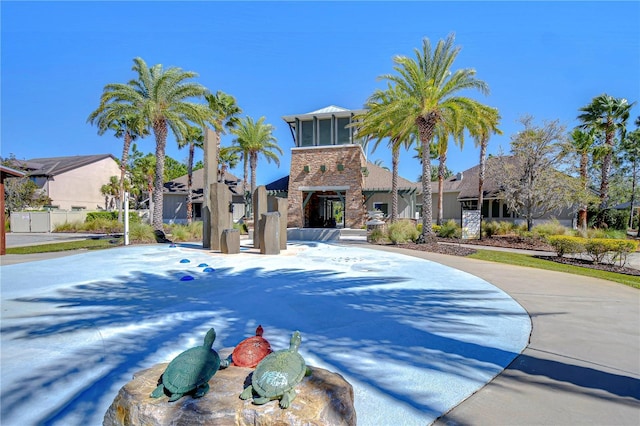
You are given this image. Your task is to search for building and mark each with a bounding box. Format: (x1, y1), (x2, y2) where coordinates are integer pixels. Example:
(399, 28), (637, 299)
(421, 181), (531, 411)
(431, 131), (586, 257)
(273, 105), (420, 229)
(163, 168), (245, 224)
(12, 154), (121, 211)
(431, 156), (577, 227)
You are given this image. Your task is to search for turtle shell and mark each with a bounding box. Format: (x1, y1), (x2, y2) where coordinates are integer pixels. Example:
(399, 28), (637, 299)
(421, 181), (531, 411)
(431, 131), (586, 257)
(162, 346), (221, 395)
(232, 326), (273, 368)
(251, 349), (306, 398)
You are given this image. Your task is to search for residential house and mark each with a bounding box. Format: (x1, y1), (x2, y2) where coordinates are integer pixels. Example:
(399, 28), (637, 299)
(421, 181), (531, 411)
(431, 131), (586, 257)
(163, 168), (245, 224)
(13, 154), (121, 211)
(431, 156), (577, 227)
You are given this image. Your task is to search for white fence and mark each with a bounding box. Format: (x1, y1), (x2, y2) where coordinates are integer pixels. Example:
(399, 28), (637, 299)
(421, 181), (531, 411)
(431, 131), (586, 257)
(10, 211), (90, 232)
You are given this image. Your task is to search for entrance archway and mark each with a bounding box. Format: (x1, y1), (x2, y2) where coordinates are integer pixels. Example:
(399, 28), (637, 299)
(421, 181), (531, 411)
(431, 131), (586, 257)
(302, 190), (345, 228)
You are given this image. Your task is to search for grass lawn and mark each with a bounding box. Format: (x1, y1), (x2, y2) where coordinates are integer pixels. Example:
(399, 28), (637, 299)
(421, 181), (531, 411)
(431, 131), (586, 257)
(468, 249), (640, 289)
(5, 238), (122, 254)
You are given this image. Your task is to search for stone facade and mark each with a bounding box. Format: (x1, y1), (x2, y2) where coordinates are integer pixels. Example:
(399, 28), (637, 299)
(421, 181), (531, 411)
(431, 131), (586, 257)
(287, 145), (366, 229)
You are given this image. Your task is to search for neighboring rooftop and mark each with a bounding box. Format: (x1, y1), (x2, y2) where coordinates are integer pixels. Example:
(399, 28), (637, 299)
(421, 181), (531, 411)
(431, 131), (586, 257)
(13, 154), (117, 177)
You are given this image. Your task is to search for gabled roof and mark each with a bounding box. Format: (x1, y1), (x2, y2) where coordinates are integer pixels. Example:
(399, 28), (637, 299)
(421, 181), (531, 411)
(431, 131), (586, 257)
(445, 156), (518, 200)
(306, 105), (351, 115)
(364, 162), (421, 192)
(19, 154), (117, 177)
(265, 175), (289, 192)
(163, 168), (243, 201)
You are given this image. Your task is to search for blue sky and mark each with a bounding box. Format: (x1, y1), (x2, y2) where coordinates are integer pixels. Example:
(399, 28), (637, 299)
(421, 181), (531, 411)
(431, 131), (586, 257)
(2, 1), (639, 186)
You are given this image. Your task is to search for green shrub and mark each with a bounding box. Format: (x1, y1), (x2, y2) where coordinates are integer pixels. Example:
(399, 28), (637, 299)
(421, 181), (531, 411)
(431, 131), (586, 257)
(482, 221), (500, 238)
(128, 222), (156, 243)
(609, 239), (639, 267)
(54, 221), (84, 232)
(233, 222), (248, 234)
(532, 219), (569, 238)
(86, 211), (118, 222)
(431, 224), (442, 235)
(584, 238), (619, 264)
(368, 228), (386, 244)
(83, 217), (123, 233)
(437, 219), (461, 238)
(547, 235), (586, 258)
(387, 220), (419, 244)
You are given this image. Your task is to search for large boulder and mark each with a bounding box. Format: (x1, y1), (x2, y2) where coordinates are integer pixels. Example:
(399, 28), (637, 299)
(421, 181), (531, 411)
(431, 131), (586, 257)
(104, 362), (356, 426)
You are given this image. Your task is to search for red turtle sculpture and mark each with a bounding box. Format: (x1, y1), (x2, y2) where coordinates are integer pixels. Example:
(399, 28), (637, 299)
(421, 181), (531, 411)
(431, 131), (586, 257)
(231, 325), (273, 368)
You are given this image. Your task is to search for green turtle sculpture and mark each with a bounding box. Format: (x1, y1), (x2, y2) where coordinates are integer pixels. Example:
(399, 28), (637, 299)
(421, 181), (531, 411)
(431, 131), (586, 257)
(239, 330), (311, 408)
(150, 327), (222, 402)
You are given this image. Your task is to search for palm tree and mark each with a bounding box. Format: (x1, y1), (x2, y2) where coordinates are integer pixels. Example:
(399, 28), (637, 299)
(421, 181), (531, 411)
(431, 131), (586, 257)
(100, 176), (121, 211)
(87, 106), (147, 222)
(565, 128), (595, 230)
(96, 57), (212, 230)
(377, 34), (490, 242)
(205, 91), (242, 178)
(577, 94), (635, 209)
(218, 146), (240, 183)
(467, 105), (501, 224)
(230, 116), (282, 195)
(354, 85), (415, 223)
(178, 125), (204, 224)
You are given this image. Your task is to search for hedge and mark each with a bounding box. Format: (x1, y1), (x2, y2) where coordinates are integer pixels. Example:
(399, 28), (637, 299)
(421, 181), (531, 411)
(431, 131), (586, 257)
(547, 235), (586, 257)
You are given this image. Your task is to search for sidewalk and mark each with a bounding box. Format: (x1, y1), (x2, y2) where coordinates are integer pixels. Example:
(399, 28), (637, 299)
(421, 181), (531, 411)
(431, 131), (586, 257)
(366, 244), (640, 425)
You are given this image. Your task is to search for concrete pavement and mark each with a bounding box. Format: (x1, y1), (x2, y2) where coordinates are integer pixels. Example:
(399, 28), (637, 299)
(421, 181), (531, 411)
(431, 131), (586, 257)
(367, 245), (640, 425)
(2, 234), (639, 424)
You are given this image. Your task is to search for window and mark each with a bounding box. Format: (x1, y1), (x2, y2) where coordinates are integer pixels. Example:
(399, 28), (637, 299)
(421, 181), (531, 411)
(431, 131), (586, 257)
(481, 200), (489, 217)
(318, 119), (332, 145)
(491, 200), (500, 218)
(373, 202), (388, 216)
(502, 202), (511, 218)
(337, 117), (351, 145)
(299, 120), (314, 147)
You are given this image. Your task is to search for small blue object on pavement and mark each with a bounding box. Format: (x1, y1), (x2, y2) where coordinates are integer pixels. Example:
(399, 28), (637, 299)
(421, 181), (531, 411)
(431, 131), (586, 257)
(180, 259), (190, 263)
(180, 275), (194, 281)
(198, 263), (209, 267)
(203, 267), (215, 272)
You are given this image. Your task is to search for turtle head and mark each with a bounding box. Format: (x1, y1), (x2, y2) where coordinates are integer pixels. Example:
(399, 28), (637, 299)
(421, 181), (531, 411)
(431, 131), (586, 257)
(203, 328), (216, 348)
(256, 325), (264, 337)
(289, 330), (302, 351)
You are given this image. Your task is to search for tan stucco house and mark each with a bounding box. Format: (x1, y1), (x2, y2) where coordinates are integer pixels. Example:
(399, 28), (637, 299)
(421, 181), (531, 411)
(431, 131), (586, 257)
(15, 154), (121, 211)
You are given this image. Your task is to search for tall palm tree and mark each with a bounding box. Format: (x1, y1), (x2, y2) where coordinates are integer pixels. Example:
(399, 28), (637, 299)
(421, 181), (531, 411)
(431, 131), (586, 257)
(578, 94), (635, 209)
(377, 34), (490, 242)
(178, 125), (204, 224)
(96, 57), (212, 230)
(230, 116), (282, 195)
(205, 91), (242, 179)
(354, 85), (415, 223)
(467, 105), (501, 223)
(87, 106), (147, 222)
(565, 128), (595, 229)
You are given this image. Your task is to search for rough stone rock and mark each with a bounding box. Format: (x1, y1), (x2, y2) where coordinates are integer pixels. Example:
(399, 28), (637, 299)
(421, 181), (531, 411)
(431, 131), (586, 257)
(104, 362), (355, 426)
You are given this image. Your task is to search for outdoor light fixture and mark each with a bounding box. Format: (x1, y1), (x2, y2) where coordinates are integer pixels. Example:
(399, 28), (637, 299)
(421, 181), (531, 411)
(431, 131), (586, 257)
(337, 164), (344, 171)
(303, 165), (310, 173)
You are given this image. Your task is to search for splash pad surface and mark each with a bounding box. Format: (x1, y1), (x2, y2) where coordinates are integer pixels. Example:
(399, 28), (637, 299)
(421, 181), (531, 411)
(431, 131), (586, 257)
(0, 242), (530, 425)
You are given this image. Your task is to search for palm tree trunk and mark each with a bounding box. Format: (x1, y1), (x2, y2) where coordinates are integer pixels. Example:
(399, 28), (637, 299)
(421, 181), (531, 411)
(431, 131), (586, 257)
(416, 115), (435, 242)
(118, 132), (132, 223)
(250, 152), (257, 195)
(391, 145), (399, 223)
(152, 120), (168, 231)
(578, 152), (588, 229)
(478, 136), (488, 239)
(186, 141), (195, 225)
(600, 127), (615, 209)
(437, 152), (446, 226)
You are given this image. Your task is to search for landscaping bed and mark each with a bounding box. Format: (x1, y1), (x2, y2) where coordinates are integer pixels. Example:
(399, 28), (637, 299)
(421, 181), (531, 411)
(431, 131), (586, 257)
(397, 235), (640, 277)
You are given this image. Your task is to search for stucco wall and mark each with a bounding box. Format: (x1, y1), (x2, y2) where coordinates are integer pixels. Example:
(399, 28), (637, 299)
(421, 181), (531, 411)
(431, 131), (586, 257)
(287, 145), (366, 228)
(46, 158), (120, 210)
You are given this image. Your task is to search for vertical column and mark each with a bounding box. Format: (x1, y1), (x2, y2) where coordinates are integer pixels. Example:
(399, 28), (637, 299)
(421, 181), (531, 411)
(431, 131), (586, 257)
(253, 186), (267, 249)
(202, 127), (219, 249)
(210, 182), (231, 251)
